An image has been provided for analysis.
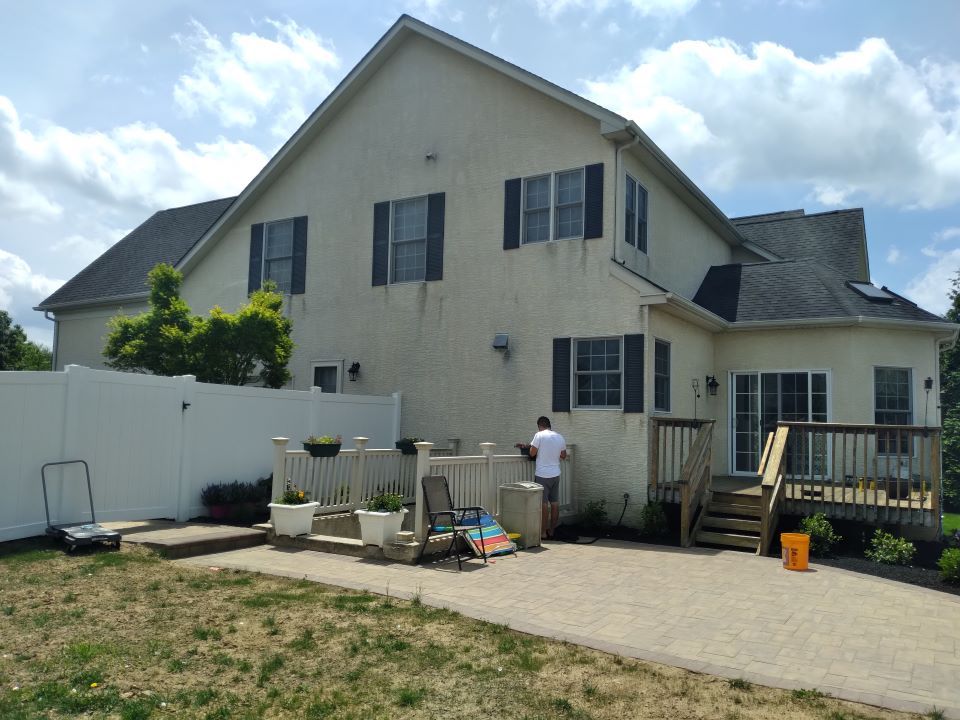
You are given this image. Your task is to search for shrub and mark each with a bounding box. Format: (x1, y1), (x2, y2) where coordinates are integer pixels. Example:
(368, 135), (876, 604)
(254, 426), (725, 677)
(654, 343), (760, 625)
(639, 501), (668, 538)
(367, 493), (404, 513)
(797, 513), (841, 557)
(938, 548), (960, 585)
(581, 499), (607, 528)
(864, 529), (915, 565)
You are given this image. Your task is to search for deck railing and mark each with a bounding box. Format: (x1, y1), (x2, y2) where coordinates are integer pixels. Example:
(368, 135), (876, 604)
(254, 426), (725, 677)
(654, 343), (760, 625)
(271, 438), (574, 540)
(757, 422), (942, 554)
(650, 418), (713, 502)
(777, 422), (940, 524)
(678, 421), (715, 547)
(758, 427), (788, 556)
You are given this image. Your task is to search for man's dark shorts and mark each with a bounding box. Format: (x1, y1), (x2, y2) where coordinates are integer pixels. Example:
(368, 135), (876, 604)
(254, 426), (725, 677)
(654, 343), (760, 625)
(534, 475), (560, 503)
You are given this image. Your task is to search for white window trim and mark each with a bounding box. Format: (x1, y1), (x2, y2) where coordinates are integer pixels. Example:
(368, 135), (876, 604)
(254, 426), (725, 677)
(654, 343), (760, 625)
(261, 218), (295, 294)
(521, 167), (585, 245)
(872, 366), (914, 457)
(624, 173), (648, 255)
(388, 194), (429, 285)
(572, 336), (623, 410)
(727, 368), (833, 476)
(653, 338), (671, 413)
(311, 360), (344, 394)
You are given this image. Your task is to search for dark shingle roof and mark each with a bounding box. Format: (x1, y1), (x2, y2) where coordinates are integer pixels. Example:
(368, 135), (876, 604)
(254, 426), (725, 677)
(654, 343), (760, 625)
(39, 197), (235, 309)
(693, 259), (947, 324)
(731, 208), (868, 281)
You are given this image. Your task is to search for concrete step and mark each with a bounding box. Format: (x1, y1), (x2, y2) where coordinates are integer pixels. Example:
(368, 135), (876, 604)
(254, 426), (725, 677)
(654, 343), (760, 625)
(708, 502), (762, 518)
(105, 520), (267, 559)
(696, 530), (760, 550)
(701, 515), (761, 533)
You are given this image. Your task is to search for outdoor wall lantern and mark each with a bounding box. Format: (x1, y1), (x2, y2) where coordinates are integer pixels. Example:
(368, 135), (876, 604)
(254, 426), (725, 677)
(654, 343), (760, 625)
(348, 362), (361, 382)
(706, 375), (720, 396)
(924, 377), (934, 390)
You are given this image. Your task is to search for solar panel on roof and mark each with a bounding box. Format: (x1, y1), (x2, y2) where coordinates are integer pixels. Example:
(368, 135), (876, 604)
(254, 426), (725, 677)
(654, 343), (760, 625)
(847, 281), (894, 302)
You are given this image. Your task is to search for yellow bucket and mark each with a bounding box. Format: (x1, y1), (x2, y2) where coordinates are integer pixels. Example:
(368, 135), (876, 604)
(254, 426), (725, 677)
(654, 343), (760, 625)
(781, 533), (810, 571)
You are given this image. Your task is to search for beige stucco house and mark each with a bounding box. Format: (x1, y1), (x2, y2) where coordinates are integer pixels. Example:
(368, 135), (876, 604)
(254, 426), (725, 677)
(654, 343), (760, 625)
(38, 16), (957, 538)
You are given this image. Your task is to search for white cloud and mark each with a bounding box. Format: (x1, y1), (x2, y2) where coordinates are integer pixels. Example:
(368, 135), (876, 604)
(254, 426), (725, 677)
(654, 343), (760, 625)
(886, 247), (901, 264)
(606, 20), (621, 35)
(584, 37), (960, 209)
(0, 173), (62, 220)
(173, 18), (341, 138)
(53, 227), (128, 267)
(0, 249), (62, 312)
(903, 227), (960, 314)
(533, 0), (698, 20)
(0, 95), (267, 213)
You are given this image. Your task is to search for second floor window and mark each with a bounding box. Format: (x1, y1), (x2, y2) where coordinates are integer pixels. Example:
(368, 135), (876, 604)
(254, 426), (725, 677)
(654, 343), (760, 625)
(654, 339), (670, 411)
(523, 169), (584, 244)
(625, 174), (648, 253)
(263, 219), (294, 293)
(392, 197), (427, 283)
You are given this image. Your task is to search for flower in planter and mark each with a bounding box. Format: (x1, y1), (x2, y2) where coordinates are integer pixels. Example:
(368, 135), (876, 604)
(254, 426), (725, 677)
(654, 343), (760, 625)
(304, 434), (342, 445)
(275, 480), (311, 505)
(366, 492), (404, 513)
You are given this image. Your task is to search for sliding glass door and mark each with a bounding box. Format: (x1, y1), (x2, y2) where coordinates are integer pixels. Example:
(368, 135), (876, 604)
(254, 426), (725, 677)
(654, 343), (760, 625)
(732, 371), (829, 475)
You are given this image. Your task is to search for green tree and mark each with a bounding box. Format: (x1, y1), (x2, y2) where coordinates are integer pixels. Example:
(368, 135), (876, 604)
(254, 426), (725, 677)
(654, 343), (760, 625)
(0, 310), (27, 370)
(0, 310), (52, 370)
(104, 264), (293, 388)
(941, 271), (960, 511)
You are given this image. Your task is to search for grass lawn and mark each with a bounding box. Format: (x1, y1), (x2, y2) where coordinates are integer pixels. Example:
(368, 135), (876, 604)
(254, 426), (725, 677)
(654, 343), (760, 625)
(0, 539), (935, 720)
(944, 512), (960, 535)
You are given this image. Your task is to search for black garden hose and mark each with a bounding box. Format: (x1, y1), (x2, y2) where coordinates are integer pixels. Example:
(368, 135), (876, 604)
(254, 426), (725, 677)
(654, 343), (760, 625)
(558, 494), (629, 544)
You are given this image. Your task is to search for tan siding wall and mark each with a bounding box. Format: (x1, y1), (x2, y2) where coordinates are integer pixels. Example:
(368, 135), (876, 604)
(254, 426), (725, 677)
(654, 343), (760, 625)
(713, 326), (942, 475)
(53, 303), (148, 371)
(181, 35), (665, 513)
(648, 308), (718, 421)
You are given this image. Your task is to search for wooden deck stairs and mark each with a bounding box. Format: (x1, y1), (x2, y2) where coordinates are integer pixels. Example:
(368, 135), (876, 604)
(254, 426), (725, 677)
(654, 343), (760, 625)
(695, 489), (761, 552)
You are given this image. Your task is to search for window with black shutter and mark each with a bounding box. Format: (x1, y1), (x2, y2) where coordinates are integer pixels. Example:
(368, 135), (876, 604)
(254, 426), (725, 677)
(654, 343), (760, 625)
(248, 216), (307, 295)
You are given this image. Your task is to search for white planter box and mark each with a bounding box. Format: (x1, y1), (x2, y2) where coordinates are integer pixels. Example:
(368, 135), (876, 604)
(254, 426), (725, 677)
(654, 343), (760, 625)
(268, 502), (319, 537)
(355, 508), (409, 547)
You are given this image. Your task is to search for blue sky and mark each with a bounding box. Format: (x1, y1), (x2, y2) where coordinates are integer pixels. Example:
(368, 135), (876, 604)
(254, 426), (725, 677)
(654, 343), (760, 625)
(2, 0), (959, 347)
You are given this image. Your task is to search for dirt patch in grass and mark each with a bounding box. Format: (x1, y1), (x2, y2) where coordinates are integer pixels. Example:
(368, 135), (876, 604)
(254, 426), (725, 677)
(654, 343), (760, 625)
(0, 537), (930, 720)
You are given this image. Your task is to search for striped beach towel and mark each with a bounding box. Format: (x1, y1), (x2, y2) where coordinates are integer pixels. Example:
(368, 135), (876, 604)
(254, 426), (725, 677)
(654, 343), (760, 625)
(460, 513), (516, 557)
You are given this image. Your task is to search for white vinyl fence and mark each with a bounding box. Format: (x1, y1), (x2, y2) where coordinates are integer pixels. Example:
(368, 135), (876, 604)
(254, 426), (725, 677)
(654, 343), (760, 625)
(0, 365), (401, 541)
(273, 439), (575, 539)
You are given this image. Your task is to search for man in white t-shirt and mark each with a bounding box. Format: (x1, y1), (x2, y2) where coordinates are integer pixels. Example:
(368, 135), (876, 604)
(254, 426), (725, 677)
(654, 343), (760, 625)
(525, 415), (566, 540)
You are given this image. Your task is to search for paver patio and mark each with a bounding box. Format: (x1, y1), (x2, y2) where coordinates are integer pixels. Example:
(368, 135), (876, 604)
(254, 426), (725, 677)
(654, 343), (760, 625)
(179, 540), (960, 718)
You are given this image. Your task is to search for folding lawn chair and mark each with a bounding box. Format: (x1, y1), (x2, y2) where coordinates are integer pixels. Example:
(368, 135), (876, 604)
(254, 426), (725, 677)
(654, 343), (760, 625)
(416, 475), (488, 570)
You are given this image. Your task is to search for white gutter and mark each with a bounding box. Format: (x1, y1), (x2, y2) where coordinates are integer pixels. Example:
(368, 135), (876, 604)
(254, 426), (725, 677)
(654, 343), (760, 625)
(34, 291), (149, 313)
(612, 135), (640, 264)
(727, 316), (960, 335)
(43, 311), (58, 371)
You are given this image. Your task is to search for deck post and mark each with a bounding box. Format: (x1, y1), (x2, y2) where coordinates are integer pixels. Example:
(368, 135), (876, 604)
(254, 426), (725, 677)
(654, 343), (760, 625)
(480, 442), (496, 514)
(413, 441), (434, 541)
(351, 437), (369, 510)
(271, 437), (289, 502)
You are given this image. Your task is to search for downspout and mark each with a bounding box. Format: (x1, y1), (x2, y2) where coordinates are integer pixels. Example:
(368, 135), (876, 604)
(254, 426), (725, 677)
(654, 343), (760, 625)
(43, 311), (57, 371)
(613, 133), (641, 264)
(935, 334), (957, 534)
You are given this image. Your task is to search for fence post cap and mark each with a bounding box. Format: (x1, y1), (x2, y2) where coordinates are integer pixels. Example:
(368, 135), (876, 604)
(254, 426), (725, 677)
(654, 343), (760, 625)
(354, 436), (369, 449)
(479, 442), (496, 455)
(414, 441), (434, 450)
(272, 437), (290, 445)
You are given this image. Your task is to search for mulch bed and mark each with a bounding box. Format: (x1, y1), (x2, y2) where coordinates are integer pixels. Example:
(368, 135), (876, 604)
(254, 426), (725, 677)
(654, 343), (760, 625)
(814, 554), (960, 597)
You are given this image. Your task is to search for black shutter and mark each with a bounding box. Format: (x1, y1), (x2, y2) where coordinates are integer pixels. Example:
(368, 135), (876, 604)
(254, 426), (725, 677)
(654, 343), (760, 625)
(583, 163), (604, 239)
(623, 333), (644, 413)
(552, 337), (571, 412)
(248, 223), (264, 294)
(503, 177), (521, 250)
(425, 193), (445, 281)
(291, 216), (307, 295)
(372, 201), (390, 286)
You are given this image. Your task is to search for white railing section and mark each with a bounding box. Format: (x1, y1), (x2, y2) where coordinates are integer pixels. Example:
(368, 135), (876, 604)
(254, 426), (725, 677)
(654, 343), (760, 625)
(271, 437), (575, 540)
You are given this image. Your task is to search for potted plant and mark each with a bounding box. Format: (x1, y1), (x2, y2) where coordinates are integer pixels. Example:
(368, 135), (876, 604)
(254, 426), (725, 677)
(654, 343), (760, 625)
(267, 480), (319, 537)
(514, 442), (537, 461)
(303, 434), (342, 458)
(354, 492), (408, 547)
(395, 436), (424, 455)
